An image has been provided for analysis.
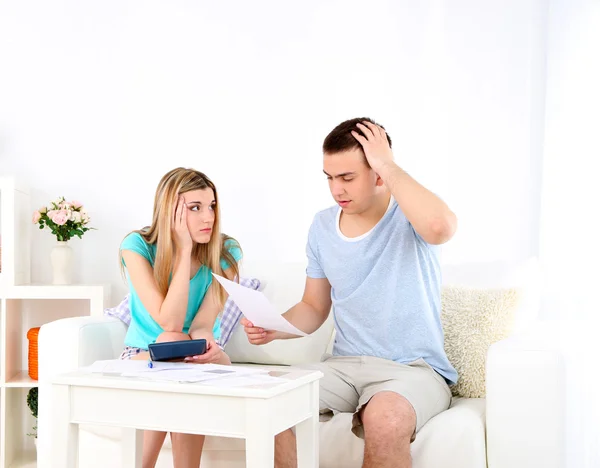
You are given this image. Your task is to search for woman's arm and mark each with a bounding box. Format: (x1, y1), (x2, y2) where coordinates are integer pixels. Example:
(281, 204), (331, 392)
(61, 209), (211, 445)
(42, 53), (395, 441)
(122, 196), (194, 332)
(188, 286), (230, 365)
(187, 266), (238, 365)
(188, 282), (220, 333)
(122, 248), (191, 332)
(188, 265), (237, 335)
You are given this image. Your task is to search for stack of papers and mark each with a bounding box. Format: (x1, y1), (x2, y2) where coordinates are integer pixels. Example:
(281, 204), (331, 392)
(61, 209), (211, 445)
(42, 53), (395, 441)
(85, 360), (285, 386)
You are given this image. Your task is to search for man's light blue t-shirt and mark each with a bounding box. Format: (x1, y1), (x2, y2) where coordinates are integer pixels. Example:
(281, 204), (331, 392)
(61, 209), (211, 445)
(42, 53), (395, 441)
(306, 197), (457, 384)
(120, 232), (242, 350)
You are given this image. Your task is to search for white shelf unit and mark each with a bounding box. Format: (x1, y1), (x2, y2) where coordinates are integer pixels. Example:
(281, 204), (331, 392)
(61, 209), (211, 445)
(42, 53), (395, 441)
(0, 177), (111, 468)
(0, 177), (31, 287)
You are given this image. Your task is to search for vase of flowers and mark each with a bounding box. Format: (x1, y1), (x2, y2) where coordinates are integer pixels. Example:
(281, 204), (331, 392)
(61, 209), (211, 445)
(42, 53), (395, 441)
(32, 197), (94, 285)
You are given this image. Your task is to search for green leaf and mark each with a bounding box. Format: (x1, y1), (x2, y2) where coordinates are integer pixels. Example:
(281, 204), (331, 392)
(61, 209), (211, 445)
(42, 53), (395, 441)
(27, 388), (38, 418)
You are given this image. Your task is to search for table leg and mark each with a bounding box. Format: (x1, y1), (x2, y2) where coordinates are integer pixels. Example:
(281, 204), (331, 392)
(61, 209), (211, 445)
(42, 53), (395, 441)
(122, 428), (143, 467)
(296, 380), (319, 468)
(245, 399), (274, 468)
(245, 432), (275, 468)
(51, 384), (78, 468)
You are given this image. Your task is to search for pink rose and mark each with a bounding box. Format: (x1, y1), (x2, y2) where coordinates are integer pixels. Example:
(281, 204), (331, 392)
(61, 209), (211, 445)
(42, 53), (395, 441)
(32, 211), (41, 223)
(51, 210), (69, 226)
(71, 200), (83, 209)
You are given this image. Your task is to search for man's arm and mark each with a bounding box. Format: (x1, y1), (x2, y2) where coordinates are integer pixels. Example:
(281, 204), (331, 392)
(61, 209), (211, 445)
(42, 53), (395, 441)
(352, 121), (457, 245)
(242, 276), (332, 344)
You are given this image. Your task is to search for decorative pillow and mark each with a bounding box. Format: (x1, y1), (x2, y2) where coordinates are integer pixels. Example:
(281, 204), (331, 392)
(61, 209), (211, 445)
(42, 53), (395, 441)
(103, 277), (261, 348)
(217, 278), (261, 346)
(104, 294), (131, 325)
(441, 285), (521, 398)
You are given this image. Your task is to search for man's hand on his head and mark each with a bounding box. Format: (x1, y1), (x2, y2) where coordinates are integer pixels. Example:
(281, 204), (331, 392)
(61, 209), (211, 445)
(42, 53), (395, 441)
(351, 121), (394, 173)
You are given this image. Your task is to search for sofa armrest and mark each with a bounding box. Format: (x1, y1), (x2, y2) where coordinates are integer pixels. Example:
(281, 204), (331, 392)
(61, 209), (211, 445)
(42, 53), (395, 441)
(38, 316), (126, 379)
(37, 316), (127, 468)
(486, 321), (569, 468)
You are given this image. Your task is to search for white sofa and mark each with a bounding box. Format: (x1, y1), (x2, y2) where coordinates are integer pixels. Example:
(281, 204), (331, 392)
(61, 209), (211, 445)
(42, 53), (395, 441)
(36, 261), (568, 468)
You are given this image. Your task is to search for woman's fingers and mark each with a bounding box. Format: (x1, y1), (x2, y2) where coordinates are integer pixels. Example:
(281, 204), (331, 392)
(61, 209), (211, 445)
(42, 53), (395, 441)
(185, 346), (218, 363)
(180, 197), (187, 226)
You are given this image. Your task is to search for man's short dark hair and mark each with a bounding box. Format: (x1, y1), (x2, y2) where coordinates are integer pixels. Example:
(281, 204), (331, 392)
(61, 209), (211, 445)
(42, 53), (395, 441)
(323, 117), (392, 155)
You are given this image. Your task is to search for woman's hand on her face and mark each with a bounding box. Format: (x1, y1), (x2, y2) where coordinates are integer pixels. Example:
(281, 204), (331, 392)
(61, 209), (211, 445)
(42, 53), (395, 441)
(173, 195), (193, 252)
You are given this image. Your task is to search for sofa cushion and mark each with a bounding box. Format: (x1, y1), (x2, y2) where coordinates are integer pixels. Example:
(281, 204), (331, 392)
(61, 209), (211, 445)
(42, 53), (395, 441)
(441, 285), (521, 398)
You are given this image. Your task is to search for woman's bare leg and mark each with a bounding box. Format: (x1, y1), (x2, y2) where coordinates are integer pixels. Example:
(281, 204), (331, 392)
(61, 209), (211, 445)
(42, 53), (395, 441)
(171, 432), (205, 468)
(131, 332), (201, 467)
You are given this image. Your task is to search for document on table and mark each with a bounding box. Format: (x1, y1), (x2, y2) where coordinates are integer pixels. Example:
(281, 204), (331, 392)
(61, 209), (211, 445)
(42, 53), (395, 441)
(123, 364), (269, 383)
(212, 273), (308, 337)
(86, 359), (198, 374)
(85, 360), (270, 383)
(196, 373), (286, 388)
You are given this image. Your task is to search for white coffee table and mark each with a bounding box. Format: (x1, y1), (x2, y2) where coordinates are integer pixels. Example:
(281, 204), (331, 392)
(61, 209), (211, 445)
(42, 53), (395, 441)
(51, 367), (323, 467)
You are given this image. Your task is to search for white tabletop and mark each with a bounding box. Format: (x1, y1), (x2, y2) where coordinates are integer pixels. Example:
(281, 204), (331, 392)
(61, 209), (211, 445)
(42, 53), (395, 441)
(52, 366), (323, 399)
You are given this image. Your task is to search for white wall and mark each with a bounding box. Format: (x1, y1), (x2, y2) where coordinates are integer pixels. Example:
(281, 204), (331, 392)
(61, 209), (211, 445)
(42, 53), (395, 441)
(0, 0), (548, 304)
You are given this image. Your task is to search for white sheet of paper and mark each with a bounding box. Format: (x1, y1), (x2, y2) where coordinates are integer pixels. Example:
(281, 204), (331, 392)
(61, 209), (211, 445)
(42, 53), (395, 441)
(124, 369), (232, 383)
(197, 374), (286, 388)
(87, 360), (206, 374)
(122, 364), (268, 383)
(212, 273), (308, 337)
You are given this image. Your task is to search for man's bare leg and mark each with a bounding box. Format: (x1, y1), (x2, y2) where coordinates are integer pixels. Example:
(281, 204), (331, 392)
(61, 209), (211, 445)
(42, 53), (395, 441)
(360, 392), (415, 468)
(275, 429), (297, 468)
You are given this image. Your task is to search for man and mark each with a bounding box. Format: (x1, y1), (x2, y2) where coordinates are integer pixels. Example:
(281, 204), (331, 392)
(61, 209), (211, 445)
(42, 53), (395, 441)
(242, 117), (458, 468)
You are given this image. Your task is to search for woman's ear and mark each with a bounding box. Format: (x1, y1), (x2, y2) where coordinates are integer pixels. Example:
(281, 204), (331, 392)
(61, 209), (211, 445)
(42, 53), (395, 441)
(376, 174), (385, 187)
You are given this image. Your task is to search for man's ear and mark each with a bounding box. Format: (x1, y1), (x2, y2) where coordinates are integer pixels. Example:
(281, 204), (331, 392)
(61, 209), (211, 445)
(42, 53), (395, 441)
(376, 174), (385, 187)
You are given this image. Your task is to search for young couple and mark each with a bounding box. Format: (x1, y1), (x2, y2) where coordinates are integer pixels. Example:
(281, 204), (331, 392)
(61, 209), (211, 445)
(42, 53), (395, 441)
(120, 117), (458, 468)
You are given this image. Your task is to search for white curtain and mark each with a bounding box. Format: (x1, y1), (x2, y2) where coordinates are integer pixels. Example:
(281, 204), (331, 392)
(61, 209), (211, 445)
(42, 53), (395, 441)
(539, 0), (600, 321)
(539, 1), (600, 467)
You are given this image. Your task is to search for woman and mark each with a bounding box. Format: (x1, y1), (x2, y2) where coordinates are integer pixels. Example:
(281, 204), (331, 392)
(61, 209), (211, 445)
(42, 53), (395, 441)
(119, 167), (242, 468)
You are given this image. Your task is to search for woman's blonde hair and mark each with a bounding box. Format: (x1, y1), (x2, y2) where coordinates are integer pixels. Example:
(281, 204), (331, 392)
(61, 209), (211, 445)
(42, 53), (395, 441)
(120, 167), (240, 308)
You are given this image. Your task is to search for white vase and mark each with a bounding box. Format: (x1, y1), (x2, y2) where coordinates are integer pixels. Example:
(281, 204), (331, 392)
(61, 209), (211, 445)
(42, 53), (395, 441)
(50, 241), (73, 285)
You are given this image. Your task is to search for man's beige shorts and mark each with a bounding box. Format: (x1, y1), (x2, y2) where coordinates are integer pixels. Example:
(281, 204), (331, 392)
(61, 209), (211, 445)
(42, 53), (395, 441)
(305, 355), (452, 440)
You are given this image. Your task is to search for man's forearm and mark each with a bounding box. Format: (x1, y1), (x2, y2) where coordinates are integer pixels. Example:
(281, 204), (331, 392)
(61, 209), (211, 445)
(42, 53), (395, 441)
(274, 301), (329, 340)
(377, 162), (457, 244)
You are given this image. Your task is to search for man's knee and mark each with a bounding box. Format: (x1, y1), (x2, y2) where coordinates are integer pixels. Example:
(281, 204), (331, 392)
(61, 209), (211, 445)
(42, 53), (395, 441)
(361, 392), (416, 441)
(156, 331), (190, 343)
